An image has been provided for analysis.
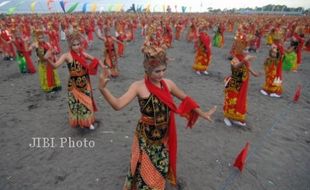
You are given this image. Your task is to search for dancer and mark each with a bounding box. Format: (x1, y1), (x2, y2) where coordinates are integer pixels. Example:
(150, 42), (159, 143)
(28, 30), (61, 93)
(50, 31), (105, 130)
(99, 44), (217, 189)
(223, 33), (261, 127)
(96, 27), (123, 77)
(260, 44), (284, 98)
(192, 28), (212, 75)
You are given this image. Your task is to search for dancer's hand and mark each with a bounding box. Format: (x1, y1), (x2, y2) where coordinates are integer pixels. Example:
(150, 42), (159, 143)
(201, 106), (217, 122)
(99, 67), (111, 89)
(245, 55), (256, 62)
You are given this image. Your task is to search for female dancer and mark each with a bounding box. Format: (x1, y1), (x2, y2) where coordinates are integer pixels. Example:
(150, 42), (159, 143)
(223, 33), (261, 127)
(28, 30), (61, 93)
(99, 43), (217, 189)
(50, 31), (104, 130)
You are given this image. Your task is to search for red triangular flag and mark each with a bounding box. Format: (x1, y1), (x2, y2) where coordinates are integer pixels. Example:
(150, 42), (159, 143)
(233, 142), (250, 172)
(293, 85), (302, 103)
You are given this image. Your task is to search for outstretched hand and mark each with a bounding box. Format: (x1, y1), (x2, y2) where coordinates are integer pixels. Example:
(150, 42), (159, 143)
(99, 67), (111, 89)
(245, 55), (256, 62)
(201, 106), (217, 123)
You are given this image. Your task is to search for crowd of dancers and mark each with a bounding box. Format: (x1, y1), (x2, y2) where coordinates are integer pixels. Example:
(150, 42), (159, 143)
(0, 12), (309, 189)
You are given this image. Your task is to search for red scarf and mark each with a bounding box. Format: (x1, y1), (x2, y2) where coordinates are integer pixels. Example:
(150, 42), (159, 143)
(274, 42), (284, 80)
(235, 54), (249, 115)
(200, 32), (211, 60)
(70, 50), (99, 75)
(145, 78), (199, 185)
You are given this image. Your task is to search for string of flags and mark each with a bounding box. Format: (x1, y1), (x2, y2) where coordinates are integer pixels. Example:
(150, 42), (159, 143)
(0, 1), (194, 14)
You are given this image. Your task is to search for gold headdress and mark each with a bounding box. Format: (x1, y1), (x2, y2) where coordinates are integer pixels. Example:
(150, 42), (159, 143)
(294, 26), (304, 35)
(142, 44), (167, 73)
(272, 29), (283, 42)
(34, 29), (44, 39)
(146, 24), (156, 37)
(66, 30), (82, 46)
(233, 32), (248, 54)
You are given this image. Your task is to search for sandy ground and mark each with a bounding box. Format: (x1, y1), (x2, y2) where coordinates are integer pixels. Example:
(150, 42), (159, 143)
(0, 26), (310, 190)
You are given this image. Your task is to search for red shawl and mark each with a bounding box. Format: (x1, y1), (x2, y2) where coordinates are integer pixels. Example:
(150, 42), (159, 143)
(235, 54), (249, 115)
(70, 50), (99, 75)
(274, 42), (284, 80)
(70, 50), (99, 112)
(145, 78), (199, 185)
(200, 32), (211, 60)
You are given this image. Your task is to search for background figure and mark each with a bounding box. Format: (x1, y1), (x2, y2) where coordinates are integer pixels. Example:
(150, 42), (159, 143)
(192, 28), (211, 75)
(28, 30), (61, 93)
(50, 31), (104, 130)
(212, 23), (225, 48)
(12, 29), (36, 74)
(260, 44), (283, 98)
(223, 33), (260, 127)
(96, 28), (122, 77)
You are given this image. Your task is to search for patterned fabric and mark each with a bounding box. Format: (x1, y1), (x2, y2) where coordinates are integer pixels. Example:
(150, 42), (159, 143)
(262, 57), (283, 94)
(66, 59), (96, 128)
(223, 62), (249, 122)
(124, 94), (170, 190)
(36, 46), (61, 92)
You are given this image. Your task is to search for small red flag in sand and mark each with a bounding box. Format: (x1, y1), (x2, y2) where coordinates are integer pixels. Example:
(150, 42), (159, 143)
(293, 85), (302, 103)
(233, 142), (250, 172)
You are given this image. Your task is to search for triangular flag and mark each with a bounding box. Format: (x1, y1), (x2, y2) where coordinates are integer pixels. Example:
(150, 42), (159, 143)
(31, 1), (37, 13)
(91, 3), (97, 12)
(67, 2), (79, 13)
(108, 4), (113, 12)
(59, 0), (66, 12)
(8, 7), (16, 15)
(0, 1), (11, 8)
(293, 85), (302, 103)
(233, 142), (249, 172)
(82, 3), (88, 13)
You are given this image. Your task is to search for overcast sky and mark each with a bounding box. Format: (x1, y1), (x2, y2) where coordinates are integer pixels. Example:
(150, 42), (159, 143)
(0, 0), (309, 13)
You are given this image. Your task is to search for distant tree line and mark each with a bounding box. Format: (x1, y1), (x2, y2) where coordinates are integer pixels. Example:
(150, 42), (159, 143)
(207, 4), (309, 14)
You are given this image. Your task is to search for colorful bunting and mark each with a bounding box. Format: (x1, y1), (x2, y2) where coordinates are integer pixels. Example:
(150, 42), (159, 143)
(108, 4), (113, 12)
(31, 1), (37, 13)
(47, 0), (55, 10)
(66, 2), (79, 13)
(59, 0), (66, 12)
(91, 3), (97, 12)
(0, 1), (11, 8)
(8, 7), (16, 15)
(82, 3), (88, 13)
